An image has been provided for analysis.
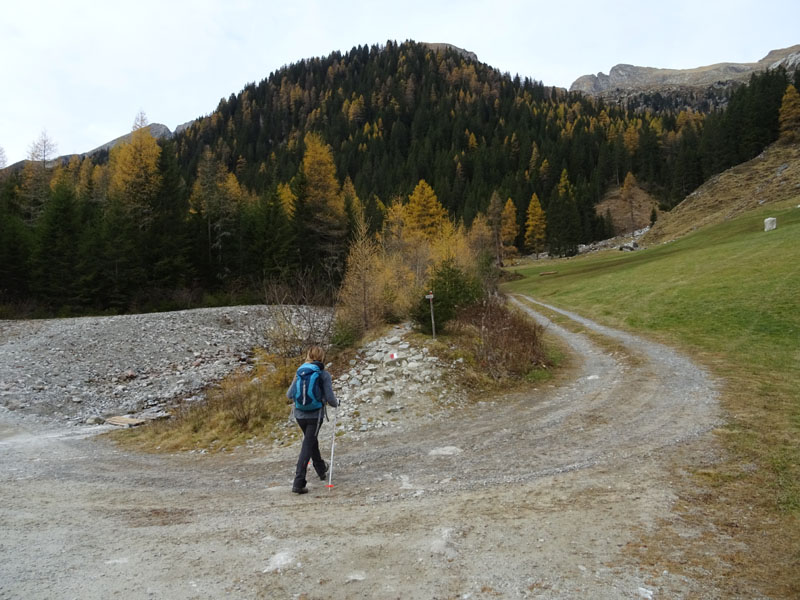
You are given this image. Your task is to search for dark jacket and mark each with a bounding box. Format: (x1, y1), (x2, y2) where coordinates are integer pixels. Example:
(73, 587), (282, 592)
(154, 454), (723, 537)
(286, 361), (338, 421)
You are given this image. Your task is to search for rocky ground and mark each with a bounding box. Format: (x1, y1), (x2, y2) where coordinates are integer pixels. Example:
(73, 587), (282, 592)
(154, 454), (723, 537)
(0, 298), (727, 599)
(0, 306), (273, 425)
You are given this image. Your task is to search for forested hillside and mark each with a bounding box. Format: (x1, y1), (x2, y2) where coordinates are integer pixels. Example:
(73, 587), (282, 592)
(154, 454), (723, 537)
(1, 40), (798, 315)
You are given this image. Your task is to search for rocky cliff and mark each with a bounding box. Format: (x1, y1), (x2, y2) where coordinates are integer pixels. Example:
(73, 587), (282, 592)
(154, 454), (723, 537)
(571, 44), (800, 96)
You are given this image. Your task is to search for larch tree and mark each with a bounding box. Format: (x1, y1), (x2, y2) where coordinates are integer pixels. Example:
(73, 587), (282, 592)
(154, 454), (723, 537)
(108, 113), (162, 229)
(338, 214), (383, 335)
(277, 182), (296, 218)
(295, 132), (347, 271)
(524, 193), (546, 257)
(21, 129), (58, 223)
(342, 175), (364, 238)
(405, 179), (447, 240)
(779, 84), (800, 144)
(500, 197), (518, 251)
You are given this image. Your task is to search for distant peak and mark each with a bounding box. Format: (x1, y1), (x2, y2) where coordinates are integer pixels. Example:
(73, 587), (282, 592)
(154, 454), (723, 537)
(422, 42), (478, 63)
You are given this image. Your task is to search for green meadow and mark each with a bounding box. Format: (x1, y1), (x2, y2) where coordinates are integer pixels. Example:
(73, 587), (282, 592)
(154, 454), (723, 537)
(507, 200), (800, 506)
(506, 200), (800, 593)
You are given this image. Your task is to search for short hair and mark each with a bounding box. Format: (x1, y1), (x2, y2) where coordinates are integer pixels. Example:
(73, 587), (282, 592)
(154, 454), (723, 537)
(306, 345), (325, 363)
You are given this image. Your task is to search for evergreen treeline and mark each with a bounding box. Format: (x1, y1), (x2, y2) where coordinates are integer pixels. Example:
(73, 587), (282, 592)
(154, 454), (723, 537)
(1, 41), (797, 316)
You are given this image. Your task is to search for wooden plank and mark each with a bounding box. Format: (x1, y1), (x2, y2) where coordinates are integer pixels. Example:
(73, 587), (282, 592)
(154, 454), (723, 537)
(105, 416), (146, 428)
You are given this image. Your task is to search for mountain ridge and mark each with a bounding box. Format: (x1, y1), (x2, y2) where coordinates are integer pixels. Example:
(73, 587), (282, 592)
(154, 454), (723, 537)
(570, 44), (800, 95)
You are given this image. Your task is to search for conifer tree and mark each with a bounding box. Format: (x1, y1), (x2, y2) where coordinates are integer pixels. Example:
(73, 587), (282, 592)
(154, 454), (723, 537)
(0, 176), (31, 299)
(500, 197), (518, 251)
(294, 132), (347, 272)
(405, 179), (447, 240)
(779, 84), (800, 144)
(190, 147), (237, 282)
(524, 193), (546, 257)
(277, 182), (296, 218)
(622, 171), (637, 234)
(547, 170), (580, 257)
(487, 190), (504, 265)
(108, 115), (162, 229)
(338, 214), (382, 335)
(21, 130), (58, 224)
(30, 181), (79, 309)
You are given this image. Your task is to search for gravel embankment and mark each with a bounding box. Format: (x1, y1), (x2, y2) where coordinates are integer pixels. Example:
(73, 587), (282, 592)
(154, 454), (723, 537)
(0, 306), (273, 425)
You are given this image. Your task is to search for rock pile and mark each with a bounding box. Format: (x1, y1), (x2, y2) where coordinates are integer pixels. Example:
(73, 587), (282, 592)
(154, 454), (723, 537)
(329, 324), (466, 436)
(577, 226), (650, 254)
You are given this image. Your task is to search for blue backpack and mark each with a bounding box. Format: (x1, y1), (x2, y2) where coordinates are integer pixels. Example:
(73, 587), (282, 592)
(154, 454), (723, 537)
(292, 362), (324, 411)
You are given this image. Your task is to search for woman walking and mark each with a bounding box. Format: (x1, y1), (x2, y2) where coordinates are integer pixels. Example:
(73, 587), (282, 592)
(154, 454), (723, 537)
(286, 345), (338, 494)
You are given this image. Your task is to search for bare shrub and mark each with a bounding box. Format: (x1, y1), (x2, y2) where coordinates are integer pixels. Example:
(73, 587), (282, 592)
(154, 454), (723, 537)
(337, 218), (384, 338)
(262, 268), (338, 358)
(454, 296), (550, 380)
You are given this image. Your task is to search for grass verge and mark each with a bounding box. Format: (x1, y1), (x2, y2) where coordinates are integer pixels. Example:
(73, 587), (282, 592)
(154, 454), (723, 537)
(505, 199), (800, 597)
(109, 349), (300, 453)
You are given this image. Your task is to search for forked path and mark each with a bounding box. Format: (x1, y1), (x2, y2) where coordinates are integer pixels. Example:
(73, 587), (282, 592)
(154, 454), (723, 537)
(0, 297), (721, 599)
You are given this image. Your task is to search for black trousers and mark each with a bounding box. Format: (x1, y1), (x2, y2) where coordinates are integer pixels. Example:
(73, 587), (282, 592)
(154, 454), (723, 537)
(294, 418), (326, 488)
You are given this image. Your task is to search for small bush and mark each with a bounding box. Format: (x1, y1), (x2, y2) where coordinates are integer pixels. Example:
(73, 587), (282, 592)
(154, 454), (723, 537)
(331, 317), (360, 348)
(454, 296), (550, 380)
(412, 258), (483, 334)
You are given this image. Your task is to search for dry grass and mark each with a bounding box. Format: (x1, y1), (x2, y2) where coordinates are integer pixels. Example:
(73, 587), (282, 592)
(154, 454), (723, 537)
(110, 349), (298, 453)
(644, 143), (800, 245)
(452, 297), (551, 380)
(595, 183), (660, 235)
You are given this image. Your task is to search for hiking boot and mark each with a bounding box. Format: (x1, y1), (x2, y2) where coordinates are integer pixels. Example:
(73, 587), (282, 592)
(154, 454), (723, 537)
(292, 486), (308, 494)
(319, 461), (328, 481)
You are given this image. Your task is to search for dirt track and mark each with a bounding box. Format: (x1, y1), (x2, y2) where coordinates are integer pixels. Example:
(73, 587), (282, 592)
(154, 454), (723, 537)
(0, 296), (721, 599)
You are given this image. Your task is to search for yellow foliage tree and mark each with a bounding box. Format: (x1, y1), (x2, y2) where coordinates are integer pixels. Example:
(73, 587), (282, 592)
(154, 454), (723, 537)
(338, 215), (383, 335)
(622, 171), (637, 233)
(467, 213), (493, 259)
(500, 197), (518, 249)
(779, 84), (800, 144)
(524, 193), (546, 256)
(108, 114), (162, 228)
(298, 132), (347, 263)
(276, 182), (296, 217)
(405, 179), (447, 240)
(342, 175), (363, 226)
(538, 158), (551, 188)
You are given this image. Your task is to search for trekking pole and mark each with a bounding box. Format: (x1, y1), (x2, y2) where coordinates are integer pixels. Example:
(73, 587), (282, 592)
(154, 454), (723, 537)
(326, 405), (338, 489)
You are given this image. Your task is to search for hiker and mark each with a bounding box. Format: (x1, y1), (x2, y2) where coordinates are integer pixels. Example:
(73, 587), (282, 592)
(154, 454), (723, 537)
(286, 345), (339, 494)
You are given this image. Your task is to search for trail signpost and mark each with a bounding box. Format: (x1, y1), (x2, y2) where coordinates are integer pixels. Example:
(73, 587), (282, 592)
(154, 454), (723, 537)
(425, 291), (436, 339)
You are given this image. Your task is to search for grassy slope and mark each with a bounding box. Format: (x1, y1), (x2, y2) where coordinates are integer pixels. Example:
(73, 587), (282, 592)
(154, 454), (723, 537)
(645, 142), (800, 245)
(505, 197), (800, 596)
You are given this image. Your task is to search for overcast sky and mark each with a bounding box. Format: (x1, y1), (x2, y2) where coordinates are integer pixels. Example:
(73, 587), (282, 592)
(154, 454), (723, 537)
(1, 0), (798, 165)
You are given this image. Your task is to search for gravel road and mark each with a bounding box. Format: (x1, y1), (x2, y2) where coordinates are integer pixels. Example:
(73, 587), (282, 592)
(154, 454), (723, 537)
(0, 297), (721, 599)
